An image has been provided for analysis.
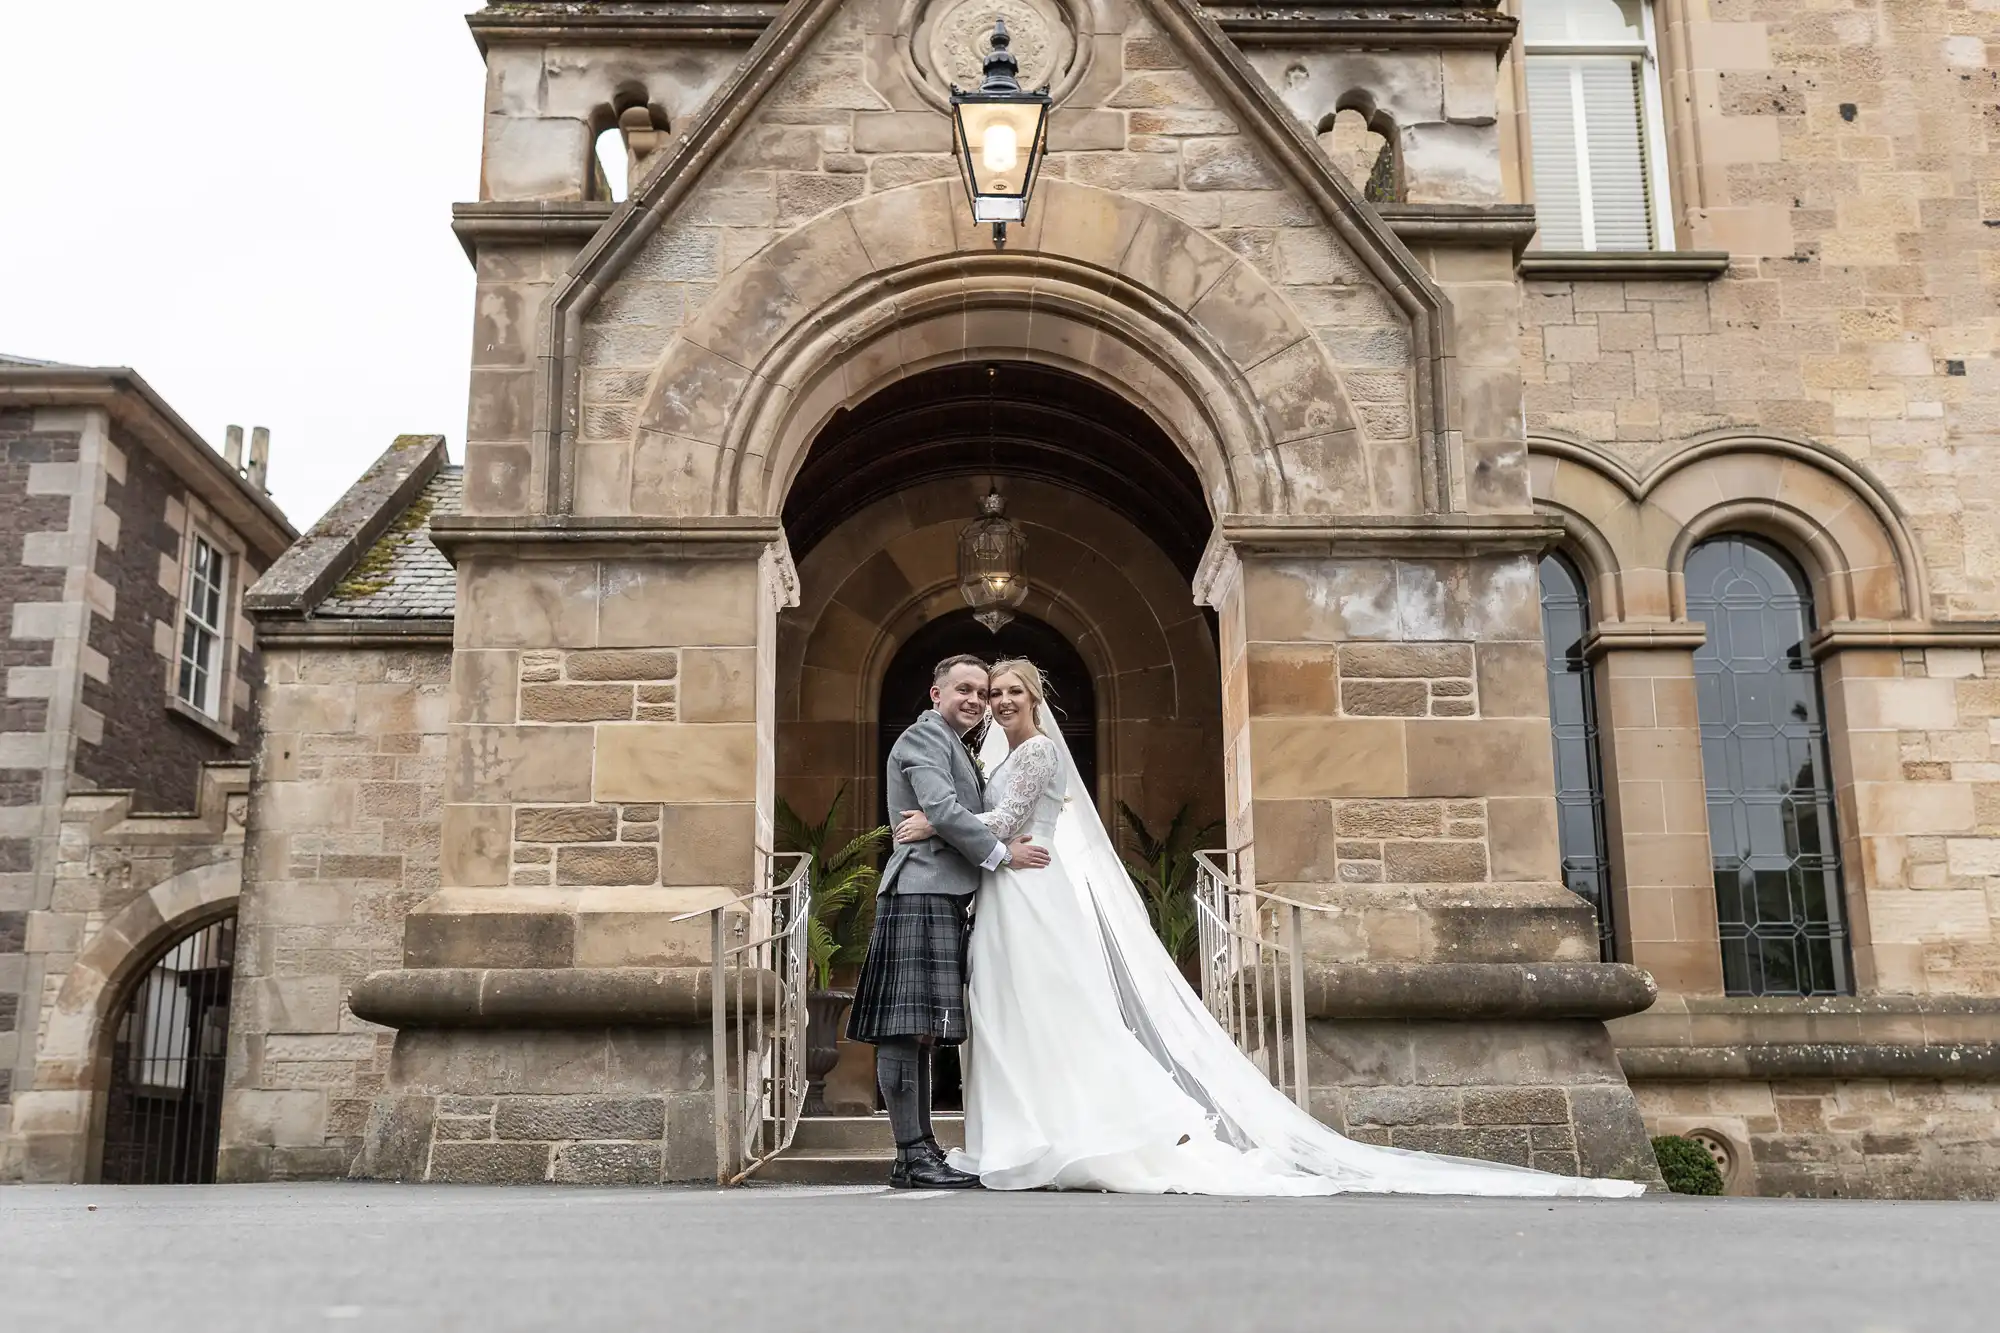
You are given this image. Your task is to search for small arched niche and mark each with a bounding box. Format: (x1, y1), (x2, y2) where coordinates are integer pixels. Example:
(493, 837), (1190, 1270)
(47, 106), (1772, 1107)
(1316, 107), (1399, 203)
(588, 87), (671, 203)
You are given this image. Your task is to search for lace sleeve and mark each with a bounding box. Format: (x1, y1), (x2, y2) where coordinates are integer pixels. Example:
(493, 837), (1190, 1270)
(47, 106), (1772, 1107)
(978, 737), (1060, 841)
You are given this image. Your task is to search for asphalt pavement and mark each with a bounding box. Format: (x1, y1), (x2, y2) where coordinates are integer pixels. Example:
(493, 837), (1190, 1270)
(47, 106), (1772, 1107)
(1, 1182), (1990, 1333)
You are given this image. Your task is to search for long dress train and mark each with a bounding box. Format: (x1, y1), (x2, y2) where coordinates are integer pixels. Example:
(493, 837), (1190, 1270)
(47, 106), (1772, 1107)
(948, 713), (1646, 1198)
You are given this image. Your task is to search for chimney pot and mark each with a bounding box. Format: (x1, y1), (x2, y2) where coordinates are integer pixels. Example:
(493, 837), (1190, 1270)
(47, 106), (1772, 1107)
(247, 427), (270, 492)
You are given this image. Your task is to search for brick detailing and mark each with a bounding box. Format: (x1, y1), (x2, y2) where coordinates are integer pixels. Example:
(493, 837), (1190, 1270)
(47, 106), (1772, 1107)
(74, 439), (255, 811)
(394, 1096), (711, 1184)
(519, 684), (634, 722)
(1338, 644), (1478, 718)
(563, 650), (678, 682)
(1316, 1020), (1657, 1181)
(0, 420), (76, 748)
(513, 803), (665, 886)
(1637, 1076), (2000, 1200)
(516, 806), (617, 843)
(1332, 799), (1489, 884)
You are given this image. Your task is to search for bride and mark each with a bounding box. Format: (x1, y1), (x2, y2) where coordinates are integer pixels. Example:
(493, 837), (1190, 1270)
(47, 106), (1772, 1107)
(891, 658), (1645, 1198)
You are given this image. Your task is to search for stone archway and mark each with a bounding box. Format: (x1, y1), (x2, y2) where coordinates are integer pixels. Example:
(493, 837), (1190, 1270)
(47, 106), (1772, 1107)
(14, 858), (240, 1183)
(775, 356), (1228, 862)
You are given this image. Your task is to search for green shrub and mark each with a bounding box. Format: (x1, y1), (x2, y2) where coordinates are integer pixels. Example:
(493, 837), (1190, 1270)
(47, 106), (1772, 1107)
(1651, 1135), (1725, 1196)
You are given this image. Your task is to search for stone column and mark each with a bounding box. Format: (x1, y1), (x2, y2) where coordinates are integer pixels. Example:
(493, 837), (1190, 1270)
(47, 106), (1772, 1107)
(1586, 624), (1724, 994)
(347, 518), (789, 1185)
(1201, 521), (1661, 1183)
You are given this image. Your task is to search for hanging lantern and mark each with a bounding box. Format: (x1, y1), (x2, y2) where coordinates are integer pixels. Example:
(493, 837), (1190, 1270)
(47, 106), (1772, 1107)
(958, 490), (1029, 633)
(949, 19), (1052, 248)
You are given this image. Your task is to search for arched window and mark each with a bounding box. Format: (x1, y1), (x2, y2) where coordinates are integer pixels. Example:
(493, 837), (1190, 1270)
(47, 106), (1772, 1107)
(1686, 536), (1850, 996)
(1539, 553), (1616, 960)
(592, 124), (631, 202)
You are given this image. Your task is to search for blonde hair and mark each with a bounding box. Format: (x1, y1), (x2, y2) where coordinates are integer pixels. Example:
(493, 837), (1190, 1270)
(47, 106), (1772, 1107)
(987, 658), (1050, 724)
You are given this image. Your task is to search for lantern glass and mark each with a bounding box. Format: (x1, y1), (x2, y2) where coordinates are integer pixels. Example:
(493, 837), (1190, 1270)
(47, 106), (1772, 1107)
(957, 492), (1030, 633)
(952, 98), (1049, 221)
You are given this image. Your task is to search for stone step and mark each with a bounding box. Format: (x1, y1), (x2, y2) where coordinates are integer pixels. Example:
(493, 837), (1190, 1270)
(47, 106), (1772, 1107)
(788, 1113), (965, 1152)
(752, 1149), (897, 1186)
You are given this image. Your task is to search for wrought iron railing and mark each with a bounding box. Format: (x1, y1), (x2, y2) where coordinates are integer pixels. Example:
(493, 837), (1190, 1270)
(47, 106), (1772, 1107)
(1192, 849), (1311, 1111)
(685, 851), (812, 1186)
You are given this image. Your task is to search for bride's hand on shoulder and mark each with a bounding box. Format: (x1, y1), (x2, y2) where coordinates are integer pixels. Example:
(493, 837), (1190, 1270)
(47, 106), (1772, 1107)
(893, 810), (933, 843)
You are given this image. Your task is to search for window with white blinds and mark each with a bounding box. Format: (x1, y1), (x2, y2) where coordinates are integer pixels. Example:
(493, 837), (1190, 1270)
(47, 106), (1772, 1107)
(1523, 0), (1673, 251)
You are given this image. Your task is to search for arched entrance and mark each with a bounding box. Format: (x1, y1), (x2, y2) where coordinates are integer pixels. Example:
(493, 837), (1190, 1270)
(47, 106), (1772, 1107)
(99, 915), (235, 1184)
(875, 608), (1097, 825)
(777, 361), (1226, 1117)
(777, 361), (1222, 852)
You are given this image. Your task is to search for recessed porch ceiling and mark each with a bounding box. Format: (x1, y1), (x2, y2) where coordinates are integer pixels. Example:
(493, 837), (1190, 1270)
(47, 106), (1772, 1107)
(780, 362), (1212, 578)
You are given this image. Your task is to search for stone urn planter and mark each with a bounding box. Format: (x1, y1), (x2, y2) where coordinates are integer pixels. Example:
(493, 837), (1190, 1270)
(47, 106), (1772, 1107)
(803, 989), (854, 1116)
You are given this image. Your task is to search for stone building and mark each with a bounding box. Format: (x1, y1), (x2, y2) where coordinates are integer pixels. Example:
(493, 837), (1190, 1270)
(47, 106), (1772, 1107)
(10, 0), (1999, 1196)
(0, 358), (293, 1181)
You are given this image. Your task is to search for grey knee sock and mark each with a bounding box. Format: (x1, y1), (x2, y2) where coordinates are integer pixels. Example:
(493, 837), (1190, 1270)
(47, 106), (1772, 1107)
(876, 1040), (924, 1157)
(915, 1045), (936, 1145)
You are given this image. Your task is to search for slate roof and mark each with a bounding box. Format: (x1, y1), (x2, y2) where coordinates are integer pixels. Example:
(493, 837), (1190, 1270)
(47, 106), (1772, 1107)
(314, 466), (462, 619)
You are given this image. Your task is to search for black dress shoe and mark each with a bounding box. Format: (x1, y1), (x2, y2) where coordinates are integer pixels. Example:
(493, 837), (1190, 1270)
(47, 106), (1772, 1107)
(895, 1152), (981, 1190)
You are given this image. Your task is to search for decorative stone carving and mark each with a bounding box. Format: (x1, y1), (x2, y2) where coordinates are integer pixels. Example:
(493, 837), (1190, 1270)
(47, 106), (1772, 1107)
(904, 0), (1084, 109)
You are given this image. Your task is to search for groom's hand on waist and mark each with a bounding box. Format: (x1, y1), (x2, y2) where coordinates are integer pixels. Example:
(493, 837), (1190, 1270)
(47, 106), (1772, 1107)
(1007, 836), (1051, 870)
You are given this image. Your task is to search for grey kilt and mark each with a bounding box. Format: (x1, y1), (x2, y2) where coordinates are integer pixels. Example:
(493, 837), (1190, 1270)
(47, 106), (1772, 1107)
(844, 893), (971, 1046)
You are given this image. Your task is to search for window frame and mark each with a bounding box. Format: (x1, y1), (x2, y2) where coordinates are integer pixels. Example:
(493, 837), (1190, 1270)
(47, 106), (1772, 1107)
(1685, 533), (1853, 998)
(172, 527), (234, 727)
(1537, 551), (1620, 962)
(1521, 0), (1678, 252)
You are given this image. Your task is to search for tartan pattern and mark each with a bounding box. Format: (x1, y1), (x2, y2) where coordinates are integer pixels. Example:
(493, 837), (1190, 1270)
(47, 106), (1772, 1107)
(845, 893), (971, 1046)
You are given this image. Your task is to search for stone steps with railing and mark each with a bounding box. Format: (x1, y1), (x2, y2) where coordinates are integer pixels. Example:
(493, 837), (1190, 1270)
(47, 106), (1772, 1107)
(754, 1114), (966, 1185)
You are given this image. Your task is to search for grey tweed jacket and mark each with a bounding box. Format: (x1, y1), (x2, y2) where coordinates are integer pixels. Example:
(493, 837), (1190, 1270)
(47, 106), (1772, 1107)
(877, 709), (1004, 897)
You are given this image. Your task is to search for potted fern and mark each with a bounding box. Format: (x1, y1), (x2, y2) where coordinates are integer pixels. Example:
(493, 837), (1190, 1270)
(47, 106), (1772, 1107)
(1118, 802), (1224, 987)
(776, 786), (889, 1116)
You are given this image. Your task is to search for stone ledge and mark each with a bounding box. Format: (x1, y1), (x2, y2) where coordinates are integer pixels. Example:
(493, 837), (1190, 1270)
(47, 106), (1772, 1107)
(349, 966), (781, 1029)
(1212, 512), (1566, 562)
(426, 513), (784, 562)
(1620, 1044), (2000, 1081)
(1582, 620), (1708, 660)
(256, 617), (454, 648)
(1611, 994), (2000, 1081)
(1517, 250), (1731, 282)
(1213, 4), (1517, 50)
(1303, 962), (1658, 1021)
(1376, 204), (1538, 255)
(466, 6), (779, 54)
(451, 201), (619, 263)
(1809, 622), (2000, 654)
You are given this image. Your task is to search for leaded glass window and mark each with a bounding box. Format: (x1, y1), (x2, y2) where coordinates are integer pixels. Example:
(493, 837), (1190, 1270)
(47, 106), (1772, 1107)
(1687, 536), (1851, 996)
(1539, 553), (1617, 961)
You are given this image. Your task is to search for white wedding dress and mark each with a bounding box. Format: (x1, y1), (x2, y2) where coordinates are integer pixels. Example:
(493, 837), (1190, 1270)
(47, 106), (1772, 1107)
(947, 710), (1646, 1198)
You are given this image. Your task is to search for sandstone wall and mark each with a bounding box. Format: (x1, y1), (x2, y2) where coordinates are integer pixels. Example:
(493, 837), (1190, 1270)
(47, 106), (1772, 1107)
(1512, 0), (2000, 998)
(221, 646), (449, 1180)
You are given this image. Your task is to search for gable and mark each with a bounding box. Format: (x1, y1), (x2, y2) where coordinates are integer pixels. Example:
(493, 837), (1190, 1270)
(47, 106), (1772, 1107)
(547, 0), (1456, 521)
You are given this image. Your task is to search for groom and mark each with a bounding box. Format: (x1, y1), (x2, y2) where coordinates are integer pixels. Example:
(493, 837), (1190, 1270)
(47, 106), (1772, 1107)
(845, 653), (1049, 1188)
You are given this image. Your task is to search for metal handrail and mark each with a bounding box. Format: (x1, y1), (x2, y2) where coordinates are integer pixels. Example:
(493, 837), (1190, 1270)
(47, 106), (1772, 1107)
(1192, 848), (1310, 1111)
(695, 850), (813, 1186)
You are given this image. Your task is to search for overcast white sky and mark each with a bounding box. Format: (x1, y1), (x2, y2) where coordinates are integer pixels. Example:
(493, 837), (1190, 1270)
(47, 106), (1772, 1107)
(0, 1), (487, 530)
